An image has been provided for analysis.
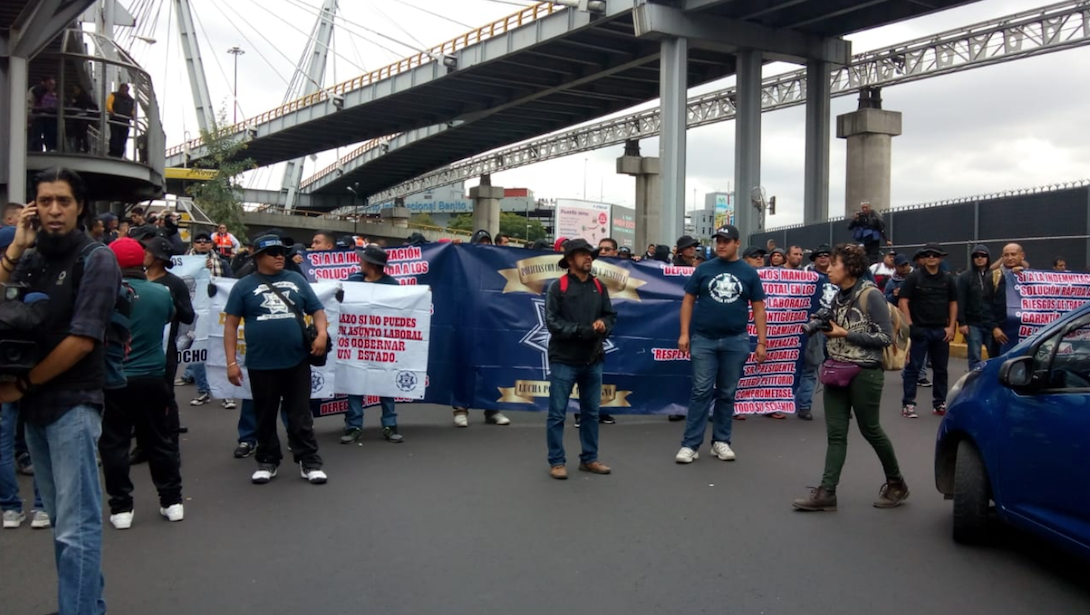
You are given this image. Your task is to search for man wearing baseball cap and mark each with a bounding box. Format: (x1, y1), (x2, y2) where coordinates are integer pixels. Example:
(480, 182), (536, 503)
(341, 245), (405, 445)
(742, 246), (766, 268)
(898, 242), (957, 418)
(99, 238), (183, 529)
(544, 238), (616, 479)
(675, 225), (767, 464)
(223, 234), (330, 485)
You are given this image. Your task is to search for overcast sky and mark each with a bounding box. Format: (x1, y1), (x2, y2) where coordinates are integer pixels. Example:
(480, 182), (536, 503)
(126, 0), (1090, 228)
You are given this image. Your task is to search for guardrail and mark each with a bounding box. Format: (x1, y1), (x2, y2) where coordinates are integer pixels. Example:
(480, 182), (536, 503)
(165, 1), (563, 159)
(300, 135), (398, 189)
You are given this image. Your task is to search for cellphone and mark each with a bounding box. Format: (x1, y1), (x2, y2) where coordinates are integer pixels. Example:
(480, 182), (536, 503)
(30, 215), (40, 230)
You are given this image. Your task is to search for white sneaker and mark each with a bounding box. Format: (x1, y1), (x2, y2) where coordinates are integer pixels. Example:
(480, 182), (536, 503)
(30, 510), (50, 529)
(110, 511), (134, 530)
(2, 509), (25, 528)
(190, 393), (210, 406)
(300, 463), (327, 484)
(174, 377), (190, 386)
(159, 504), (184, 522)
(486, 412), (511, 426)
(711, 441), (736, 461)
(453, 412), (469, 428)
(222, 399), (237, 410)
(675, 447), (699, 464)
(252, 465), (278, 484)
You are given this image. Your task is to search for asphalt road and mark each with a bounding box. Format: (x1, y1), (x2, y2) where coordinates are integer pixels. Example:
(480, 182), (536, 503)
(2, 359), (1088, 615)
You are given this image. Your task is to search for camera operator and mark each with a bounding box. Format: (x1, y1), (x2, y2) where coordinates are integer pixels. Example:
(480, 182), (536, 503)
(0, 167), (119, 613)
(792, 244), (908, 513)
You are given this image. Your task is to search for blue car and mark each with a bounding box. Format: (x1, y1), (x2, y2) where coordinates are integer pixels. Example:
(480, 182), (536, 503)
(935, 301), (1090, 557)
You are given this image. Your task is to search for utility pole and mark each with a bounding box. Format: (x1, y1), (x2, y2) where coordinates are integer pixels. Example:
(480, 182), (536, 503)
(227, 46), (245, 124)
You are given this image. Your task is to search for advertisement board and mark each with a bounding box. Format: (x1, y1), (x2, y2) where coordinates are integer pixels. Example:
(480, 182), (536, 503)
(611, 205), (636, 248)
(554, 199), (612, 244)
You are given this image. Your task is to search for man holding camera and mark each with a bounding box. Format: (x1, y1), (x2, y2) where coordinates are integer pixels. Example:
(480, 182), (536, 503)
(0, 167), (119, 614)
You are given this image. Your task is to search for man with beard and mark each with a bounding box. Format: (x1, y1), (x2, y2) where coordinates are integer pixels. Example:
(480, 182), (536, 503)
(0, 167), (120, 614)
(785, 245), (804, 270)
(544, 239), (616, 479)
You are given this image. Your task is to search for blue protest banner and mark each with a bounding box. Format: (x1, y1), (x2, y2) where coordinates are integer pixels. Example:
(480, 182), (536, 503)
(301, 245), (822, 415)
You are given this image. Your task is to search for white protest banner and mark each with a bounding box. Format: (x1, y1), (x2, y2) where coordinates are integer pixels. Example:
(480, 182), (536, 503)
(169, 255), (210, 364)
(204, 278), (340, 400)
(333, 282), (431, 399)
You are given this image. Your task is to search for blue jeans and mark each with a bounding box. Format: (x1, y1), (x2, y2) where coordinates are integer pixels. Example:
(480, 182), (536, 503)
(1, 402), (43, 511)
(902, 327), (951, 408)
(186, 362), (210, 394)
(345, 395), (397, 429)
(795, 362), (818, 412)
(237, 398), (289, 445)
(682, 332), (749, 449)
(965, 325), (995, 371)
(25, 404), (107, 615)
(546, 361), (603, 466)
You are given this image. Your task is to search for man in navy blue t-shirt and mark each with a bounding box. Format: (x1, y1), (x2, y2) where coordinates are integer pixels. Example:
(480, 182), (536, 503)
(224, 235), (330, 485)
(675, 225), (767, 464)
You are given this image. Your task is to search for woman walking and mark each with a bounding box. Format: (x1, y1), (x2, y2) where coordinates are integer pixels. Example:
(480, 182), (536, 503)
(793, 244), (909, 511)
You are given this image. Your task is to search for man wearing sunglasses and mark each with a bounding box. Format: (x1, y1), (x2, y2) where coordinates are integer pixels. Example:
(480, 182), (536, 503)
(956, 245), (997, 371)
(224, 235), (330, 485)
(897, 243), (957, 419)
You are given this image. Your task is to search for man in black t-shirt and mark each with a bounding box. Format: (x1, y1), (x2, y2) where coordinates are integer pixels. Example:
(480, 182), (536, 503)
(897, 242), (957, 419)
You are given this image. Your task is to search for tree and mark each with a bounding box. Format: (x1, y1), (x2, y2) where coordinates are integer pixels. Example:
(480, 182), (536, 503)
(448, 213), (473, 232)
(411, 212), (436, 228)
(186, 110), (255, 240)
(500, 212), (545, 241)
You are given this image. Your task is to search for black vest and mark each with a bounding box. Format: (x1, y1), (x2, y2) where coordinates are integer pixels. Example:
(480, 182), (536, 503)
(21, 236), (106, 401)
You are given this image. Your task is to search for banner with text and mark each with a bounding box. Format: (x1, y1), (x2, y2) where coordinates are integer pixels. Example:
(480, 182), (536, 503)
(302, 246), (822, 415)
(1001, 269), (1090, 353)
(170, 255), (211, 364)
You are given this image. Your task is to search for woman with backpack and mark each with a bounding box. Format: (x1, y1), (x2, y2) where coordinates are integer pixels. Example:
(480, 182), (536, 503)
(792, 244), (909, 512)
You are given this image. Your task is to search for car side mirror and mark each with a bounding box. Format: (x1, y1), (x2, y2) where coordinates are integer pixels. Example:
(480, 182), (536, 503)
(998, 356), (1033, 388)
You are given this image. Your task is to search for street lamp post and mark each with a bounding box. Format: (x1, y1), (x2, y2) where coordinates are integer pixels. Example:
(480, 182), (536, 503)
(227, 46), (245, 123)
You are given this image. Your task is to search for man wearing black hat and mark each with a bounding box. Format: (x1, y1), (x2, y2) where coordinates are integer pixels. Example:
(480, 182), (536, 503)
(806, 244), (832, 274)
(673, 235), (699, 267)
(897, 242), (957, 419)
(223, 234), (330, 485)
(742, 246), (766, 268)
(340, 246), (405, 445)
(675, 226), (767, 463)
(544, 238), (616, 479)
(144, 237), (196, 453)
(617, 246), (632, 260)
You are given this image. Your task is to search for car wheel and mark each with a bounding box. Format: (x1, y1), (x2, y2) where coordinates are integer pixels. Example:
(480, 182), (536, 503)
(953, 440), (991, 544)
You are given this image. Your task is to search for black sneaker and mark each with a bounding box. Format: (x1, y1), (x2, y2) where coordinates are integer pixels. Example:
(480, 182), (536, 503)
(917, 377), (932, 387)
(797, 408), (813, 421)
(933, 402), (947, 416)
(599, 414), (616, 424)
(667, 414), (686, 422)
(383, 426), (404, 443)
(300, 463), (327, 484)
(573, 414), (581, 429)
(233, 442), (256, 458)
(16, 452), (33, 476)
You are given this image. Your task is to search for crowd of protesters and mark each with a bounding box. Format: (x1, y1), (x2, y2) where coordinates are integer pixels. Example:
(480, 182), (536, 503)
(1, 168), (1081, 614)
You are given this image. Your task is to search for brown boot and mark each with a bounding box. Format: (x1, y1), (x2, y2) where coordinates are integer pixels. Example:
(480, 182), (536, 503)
(549, 465), (567, 480)
(792, 486), (838, 511)
(578, 461), (612, 475)
(874, 478), (910, 508)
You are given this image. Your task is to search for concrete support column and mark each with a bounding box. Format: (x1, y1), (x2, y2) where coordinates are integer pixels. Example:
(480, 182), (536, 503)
(470, 175), (503, 238)
(836, 89), (902, 218)
(617, 143), (661, 251)
(734, 50), (763, 241)
(4, 55), (29, 203)
(658, 37), (688, 247)
(803, 60), (831, 224)
(380, 200), (411, 229)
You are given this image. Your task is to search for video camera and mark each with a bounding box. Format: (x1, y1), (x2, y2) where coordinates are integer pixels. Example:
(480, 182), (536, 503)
(0, 284), (47, 377)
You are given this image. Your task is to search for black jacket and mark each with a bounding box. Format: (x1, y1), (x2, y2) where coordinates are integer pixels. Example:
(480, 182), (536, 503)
(545, 273), (617, 366)
(956, 244), (994, 328)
